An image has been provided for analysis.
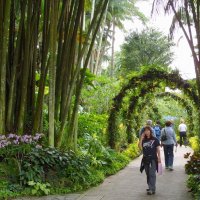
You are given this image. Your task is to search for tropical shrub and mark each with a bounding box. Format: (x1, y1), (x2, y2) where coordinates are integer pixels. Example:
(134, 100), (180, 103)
(81, 75), (121, 114)
(0, 133), (43, 184)
(187, 175), (200, 200)
(122, 142), (140, 159)
(20, 147), (73, 185)
(185, 151), (200, 199)
(185, 152), (200, 175)
(0, 132), (132, 198)
(189, 136), (200, 152)
(28, 181), (51, 196)
(78, 113), (107, 141)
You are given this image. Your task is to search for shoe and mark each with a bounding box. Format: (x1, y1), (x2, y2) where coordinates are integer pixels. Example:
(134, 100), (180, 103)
(147, 190), (155, 195)
(146, 189), (150, 191)
(168, 167), (174, 171)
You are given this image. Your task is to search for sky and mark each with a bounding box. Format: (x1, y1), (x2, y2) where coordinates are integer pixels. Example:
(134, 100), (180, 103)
(115, 1), (196, 80)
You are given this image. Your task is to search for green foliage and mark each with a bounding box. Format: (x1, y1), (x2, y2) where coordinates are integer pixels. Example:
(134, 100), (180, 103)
(81, 75), (121, 114)
(63, 153), (91, 185)
(187, 175), (200, 200)
(185, 151), (200, 199)
(20, 147), (74, 185)
(155, 97), (188, 124)
(79, 133), (115, 168)
(119, 28), (174, 74)
(185, 152), (200, 175)
(0, 133), (132, 198)
(0, 180), (31, 199)
(0, 134), (44, 184)
(78, 132), (130, 174)
(78, 113), (107, 140)
(108, 66), (199, 149)
(83, 69), (96, 88)
(189, 136), (200, 152)
(122, 143), (140, 159)
(102, 151), (130, 175)
(0, 189), (20, 199)
(28, 181), (51, 196)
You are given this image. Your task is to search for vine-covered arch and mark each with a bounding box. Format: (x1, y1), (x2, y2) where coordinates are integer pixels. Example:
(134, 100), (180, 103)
(125, 83), (161, 143)
(125, 90), (195, 143)
(124, 86), (195, 144)
(108, 67), (199, 149)
(156, 92), (195, 132)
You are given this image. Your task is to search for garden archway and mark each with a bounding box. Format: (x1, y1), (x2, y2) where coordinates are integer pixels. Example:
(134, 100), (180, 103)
(156, 92), (195, 132)
(125, 91), (195, 144)
(108, 67), (199, 149)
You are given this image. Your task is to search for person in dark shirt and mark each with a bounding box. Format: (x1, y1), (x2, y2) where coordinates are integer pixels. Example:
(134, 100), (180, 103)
(139, 125), (161, 195)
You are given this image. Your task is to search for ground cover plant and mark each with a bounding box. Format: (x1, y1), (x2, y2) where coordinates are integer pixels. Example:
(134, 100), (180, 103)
(0, 132), (139, 199)
(185, 141), (200, 200)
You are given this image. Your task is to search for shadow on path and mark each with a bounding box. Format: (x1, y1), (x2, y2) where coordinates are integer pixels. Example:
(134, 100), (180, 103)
(16, 145), (193, 200)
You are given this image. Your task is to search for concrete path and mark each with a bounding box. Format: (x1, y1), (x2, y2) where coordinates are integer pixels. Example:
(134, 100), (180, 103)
(16, 145), (193, 200)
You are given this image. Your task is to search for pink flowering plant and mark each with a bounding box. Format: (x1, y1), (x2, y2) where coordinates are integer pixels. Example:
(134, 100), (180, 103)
(0, 133), (43, 185)
(0, 133), (43, 149)
(0, 133), (72, 187)
(0, 133), (43, 162)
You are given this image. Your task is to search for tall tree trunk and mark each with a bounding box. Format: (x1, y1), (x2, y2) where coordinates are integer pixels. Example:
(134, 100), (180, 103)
(89, 0), (95, 73)
(56, 0), (84, 147)
(96, 23), (111, 74)
(0, 0), (11, 133)
(33, 0), (50, 132)
(6, 0), (15, 131)
(67, 0), (109, 150)
(56, 0), (107, 147)
(48, 1), (58, 147)
(94, 3), (108, 75)
(110, 17), (115, 77)
(17, 1), (32, 134)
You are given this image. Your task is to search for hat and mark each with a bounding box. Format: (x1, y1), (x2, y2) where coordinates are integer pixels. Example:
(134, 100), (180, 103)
(146, 120), (152, 126)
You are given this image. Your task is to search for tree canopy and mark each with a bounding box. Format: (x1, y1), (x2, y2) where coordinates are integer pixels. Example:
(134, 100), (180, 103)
(119, 28), (174, 73)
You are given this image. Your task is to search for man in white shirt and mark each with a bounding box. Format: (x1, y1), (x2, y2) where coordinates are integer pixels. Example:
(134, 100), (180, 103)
(178, 119), (187, 147)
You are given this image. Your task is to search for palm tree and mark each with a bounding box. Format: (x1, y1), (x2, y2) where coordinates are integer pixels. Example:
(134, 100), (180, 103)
(107, 0), (146, 76)
(152, 0), (200, 102)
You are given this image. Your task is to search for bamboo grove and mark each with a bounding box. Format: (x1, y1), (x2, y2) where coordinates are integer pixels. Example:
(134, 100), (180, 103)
(0, 0), (109, 149)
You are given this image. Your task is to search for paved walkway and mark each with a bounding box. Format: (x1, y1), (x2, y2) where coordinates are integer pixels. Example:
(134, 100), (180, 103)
(16, 145), (193, 200)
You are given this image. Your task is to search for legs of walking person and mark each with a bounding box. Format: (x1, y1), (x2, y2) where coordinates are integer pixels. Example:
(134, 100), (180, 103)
(182, 132), (187, 146)
(179, 132), (183, 147)
(168, 144), (174, 170)
(148, 160), (157, 192)
(144, 160), (156, 194)
(144, 163), (150, 188)
(163, 145), (169, 168)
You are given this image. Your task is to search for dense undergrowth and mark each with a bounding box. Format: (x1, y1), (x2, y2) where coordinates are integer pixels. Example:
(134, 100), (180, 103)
(0, 113), (140, 199)
(185, 136), (200, 200)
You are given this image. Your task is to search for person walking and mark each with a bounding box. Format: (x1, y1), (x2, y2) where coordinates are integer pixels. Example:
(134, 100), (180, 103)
(161, 121), (177, 171)
(178, 119), (187, 147)
(139, 126), (161, 195)
(153, 120), (162, 142)
(139, 119), (156, 138)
